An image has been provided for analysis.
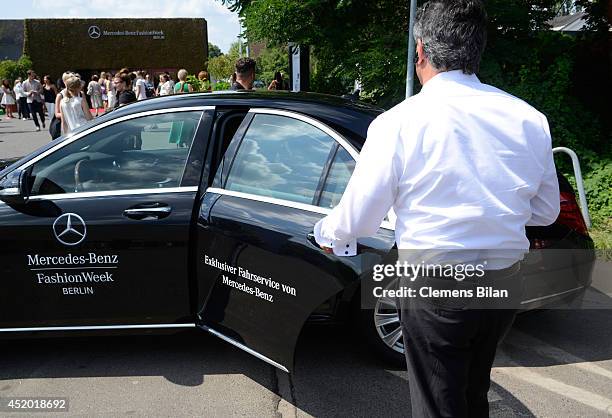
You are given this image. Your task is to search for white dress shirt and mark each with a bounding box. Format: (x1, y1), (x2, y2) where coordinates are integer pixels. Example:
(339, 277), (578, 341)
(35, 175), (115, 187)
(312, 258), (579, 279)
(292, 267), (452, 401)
(13, 82), (26, 99)
(314, 70), (560, 269)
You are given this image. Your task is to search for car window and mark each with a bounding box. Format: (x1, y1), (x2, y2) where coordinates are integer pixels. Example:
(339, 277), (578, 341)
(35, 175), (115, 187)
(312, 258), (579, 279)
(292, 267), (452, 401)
(224, 114), (336, 205)
(28, 111), (201, 196)
(318, 147), (356, 208)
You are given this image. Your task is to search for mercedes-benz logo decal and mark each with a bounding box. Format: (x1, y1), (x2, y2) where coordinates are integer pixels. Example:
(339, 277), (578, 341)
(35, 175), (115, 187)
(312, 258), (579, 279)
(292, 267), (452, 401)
(53, 213), (87, 246)
(88, 25), (101, 39)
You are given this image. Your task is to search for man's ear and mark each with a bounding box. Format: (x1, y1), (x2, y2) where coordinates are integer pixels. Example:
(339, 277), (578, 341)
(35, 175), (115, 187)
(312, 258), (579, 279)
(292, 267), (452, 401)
(416, 39), (425, 65)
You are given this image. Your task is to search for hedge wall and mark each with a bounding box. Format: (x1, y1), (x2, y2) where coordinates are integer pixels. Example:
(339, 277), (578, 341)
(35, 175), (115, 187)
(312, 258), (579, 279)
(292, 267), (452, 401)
(24, 18), (208, 80)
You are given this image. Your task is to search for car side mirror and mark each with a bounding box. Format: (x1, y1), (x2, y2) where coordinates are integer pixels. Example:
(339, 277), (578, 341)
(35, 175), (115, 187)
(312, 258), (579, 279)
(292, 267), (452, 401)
(0, 169), (29, 204)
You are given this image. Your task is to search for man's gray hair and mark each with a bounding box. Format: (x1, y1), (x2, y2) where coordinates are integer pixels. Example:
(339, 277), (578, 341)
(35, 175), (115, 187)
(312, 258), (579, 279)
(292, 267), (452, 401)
(413, 0), (488, 74)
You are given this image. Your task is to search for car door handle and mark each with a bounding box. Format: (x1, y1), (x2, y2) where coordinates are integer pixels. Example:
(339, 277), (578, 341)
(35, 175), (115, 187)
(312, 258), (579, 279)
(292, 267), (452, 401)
(306, 232), (318, 246)
(123, 206), (172, 220)
(307, 232), (334, 254)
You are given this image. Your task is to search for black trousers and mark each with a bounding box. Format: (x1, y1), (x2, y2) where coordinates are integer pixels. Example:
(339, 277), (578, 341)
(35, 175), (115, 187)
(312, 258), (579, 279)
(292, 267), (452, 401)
(28, 101), (45, 128)
(399, 270), (522, 418)
(18, 97), (30, 119)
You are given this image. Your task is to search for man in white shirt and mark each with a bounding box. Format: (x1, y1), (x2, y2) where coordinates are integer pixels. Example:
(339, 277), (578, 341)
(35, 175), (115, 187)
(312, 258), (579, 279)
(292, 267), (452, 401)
(13, 78), (30, 120)
(22, 70), (46, 131)
(314, 0), (560, 416)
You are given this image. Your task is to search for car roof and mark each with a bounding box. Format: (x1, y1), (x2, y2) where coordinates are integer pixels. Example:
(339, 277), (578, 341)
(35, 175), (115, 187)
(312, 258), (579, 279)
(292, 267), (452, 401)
(0, 91), (383, 177)
(105, 91), (384, 144)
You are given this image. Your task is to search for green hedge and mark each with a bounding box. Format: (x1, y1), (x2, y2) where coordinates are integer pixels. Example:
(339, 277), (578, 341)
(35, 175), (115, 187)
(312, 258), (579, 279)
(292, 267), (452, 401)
(24, 18), (208, 80)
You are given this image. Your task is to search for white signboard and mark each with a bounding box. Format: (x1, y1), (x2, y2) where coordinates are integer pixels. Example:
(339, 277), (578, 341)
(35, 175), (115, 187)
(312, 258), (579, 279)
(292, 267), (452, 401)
(291, 45), (301, 92)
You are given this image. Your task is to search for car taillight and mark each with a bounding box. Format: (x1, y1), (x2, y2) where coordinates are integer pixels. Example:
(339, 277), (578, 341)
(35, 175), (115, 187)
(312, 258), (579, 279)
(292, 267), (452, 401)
(557, 191), (589, 236)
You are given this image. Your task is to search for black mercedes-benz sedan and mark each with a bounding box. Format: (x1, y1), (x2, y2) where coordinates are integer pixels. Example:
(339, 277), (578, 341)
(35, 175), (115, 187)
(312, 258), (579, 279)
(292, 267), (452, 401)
(0, 91), (595, 371)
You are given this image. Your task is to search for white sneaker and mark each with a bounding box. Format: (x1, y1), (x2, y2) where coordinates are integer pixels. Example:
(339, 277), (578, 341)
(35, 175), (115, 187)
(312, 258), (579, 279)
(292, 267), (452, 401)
(22, 117), (27, 121)
(36, 127), (41, 131)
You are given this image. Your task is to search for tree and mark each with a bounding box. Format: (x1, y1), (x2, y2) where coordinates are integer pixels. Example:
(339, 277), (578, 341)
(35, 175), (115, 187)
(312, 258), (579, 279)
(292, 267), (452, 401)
(208, 42), (223, 59)
(256, 45), (289, 84)
(208, 54), (234, 81)
(227, 41), (243, 62)
(0, 55), (33, 83)
(218, 0), (566, 104)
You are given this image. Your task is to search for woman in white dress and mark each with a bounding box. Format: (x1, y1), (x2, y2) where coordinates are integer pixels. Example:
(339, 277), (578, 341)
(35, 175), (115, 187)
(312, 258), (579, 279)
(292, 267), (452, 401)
(1, 79), (16, 119)
(60, 75), (93, 135)
(100, 72), (109, 110)
(107, 74), (117, 109)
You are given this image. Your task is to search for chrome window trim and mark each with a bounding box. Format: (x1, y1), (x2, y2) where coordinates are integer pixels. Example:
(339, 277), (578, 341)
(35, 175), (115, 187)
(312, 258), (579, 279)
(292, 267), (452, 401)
(17, 106), (215, 171)
(207, 187), (395, 231)
(248, 108), (360, 161)
(0, 323), (196, 332)
(28, 186), (199, 201)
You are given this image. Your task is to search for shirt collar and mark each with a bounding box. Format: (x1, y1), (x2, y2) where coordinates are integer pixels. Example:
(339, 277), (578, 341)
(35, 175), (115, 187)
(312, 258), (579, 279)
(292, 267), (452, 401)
(420, 70), (480, 94)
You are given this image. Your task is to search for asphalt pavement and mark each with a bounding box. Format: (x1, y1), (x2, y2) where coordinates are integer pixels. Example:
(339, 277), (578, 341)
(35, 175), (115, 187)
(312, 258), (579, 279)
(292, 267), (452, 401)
(0, 116), (53, 160)
(0, 118), (611, 417)
(0, 308), (611, 417)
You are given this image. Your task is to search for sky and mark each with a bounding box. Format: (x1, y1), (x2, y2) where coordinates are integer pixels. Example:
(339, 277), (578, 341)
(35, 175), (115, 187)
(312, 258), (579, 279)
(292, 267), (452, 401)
(3, 0), (240, 52)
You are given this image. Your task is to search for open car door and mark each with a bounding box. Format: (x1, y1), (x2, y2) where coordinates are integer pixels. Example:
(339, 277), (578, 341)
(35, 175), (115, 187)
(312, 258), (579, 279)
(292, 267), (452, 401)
(194, 109), (395, 372)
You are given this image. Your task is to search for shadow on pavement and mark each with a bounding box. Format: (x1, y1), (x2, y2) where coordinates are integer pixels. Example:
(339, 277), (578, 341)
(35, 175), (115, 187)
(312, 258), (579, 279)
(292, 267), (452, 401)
(498, 308), (612, 368)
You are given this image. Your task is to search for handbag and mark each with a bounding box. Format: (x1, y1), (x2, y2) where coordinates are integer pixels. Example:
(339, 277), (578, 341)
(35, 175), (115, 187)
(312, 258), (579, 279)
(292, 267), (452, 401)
(49, 116), (62, 140)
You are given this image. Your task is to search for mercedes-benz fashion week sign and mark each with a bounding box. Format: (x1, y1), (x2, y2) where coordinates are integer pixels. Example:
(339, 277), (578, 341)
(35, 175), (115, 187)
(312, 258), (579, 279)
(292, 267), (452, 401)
(87, 25), (165, 40)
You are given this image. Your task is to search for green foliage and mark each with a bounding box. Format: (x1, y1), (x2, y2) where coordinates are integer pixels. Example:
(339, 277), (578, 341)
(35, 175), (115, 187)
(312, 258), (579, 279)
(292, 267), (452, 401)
(481, 33), (605, 157)
(208, 54), (234, 81)
(0, 55), (32, 83)
(227, 41), (243, 62)
(255, 45), (288, 85)
(213, 80), (231, 91)
(186, 74), (200, 91)
(583, 159), (612, 219)
(208, 42), (223, 59)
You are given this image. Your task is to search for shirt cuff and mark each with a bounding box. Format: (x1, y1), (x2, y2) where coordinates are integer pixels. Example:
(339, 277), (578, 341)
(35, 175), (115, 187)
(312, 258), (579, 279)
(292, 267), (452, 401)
(314, 218), (357, 257)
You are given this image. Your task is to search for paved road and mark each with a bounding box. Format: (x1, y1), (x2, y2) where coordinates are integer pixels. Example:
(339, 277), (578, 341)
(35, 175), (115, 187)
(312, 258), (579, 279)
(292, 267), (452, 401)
(0, 308), (611, 417)
(0, 121), (611, 417)
(0, 116), (57, 160)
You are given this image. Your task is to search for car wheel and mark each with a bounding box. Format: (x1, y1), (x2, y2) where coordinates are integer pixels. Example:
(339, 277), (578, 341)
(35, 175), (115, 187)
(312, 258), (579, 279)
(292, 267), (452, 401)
(359, 290), (406, 366)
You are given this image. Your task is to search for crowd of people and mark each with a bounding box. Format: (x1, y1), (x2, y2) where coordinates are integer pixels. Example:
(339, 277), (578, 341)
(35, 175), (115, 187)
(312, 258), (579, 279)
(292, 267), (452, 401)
(0, 58), (287, 138)
(0, 67), (209, 137)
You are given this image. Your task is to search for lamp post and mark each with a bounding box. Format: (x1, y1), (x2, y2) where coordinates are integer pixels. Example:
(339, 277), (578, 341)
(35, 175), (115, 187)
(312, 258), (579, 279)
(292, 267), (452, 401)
(406, 0), (418, 99)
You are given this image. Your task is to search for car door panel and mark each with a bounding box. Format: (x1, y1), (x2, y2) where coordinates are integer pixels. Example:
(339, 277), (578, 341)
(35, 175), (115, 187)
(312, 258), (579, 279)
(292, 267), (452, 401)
(0, 108), (213, 329)
(196, 109), (396, 371)
(197, 193), (396, 372)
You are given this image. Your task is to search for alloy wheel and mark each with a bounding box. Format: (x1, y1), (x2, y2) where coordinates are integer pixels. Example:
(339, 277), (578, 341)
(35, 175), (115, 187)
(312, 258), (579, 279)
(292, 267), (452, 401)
(373, 289), (404, 355)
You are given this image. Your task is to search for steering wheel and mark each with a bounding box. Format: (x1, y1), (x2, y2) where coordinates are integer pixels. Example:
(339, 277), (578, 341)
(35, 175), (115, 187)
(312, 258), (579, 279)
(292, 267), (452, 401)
(73, 157), (91, 193)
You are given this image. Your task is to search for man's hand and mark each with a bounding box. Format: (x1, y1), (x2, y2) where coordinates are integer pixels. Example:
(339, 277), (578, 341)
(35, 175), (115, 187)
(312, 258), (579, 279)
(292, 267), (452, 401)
(320, 246), (333, 254)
